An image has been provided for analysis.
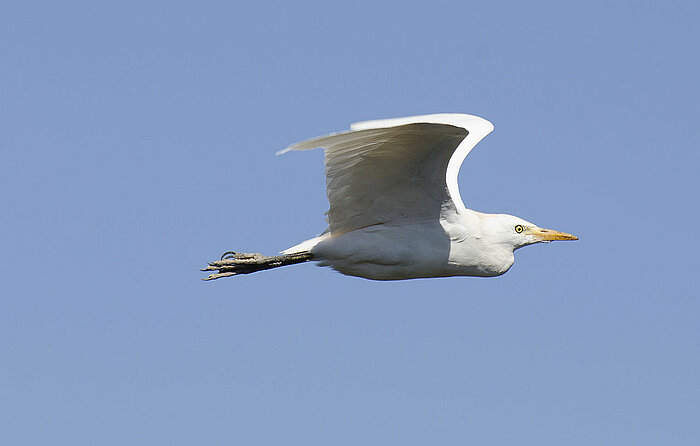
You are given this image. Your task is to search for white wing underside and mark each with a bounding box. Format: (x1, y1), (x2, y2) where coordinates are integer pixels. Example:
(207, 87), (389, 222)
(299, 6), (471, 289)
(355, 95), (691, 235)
(279, 113), (494, 238)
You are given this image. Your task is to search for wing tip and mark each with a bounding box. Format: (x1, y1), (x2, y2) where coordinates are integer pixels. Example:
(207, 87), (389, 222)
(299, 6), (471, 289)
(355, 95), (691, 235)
(276, 140), (321, 155)
(276, 147), (292, 156)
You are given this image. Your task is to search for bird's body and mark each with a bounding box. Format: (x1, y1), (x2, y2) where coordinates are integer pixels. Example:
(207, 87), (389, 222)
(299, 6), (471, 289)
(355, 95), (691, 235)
(203, 113), (577, 281)
(287, 212), (517, 280)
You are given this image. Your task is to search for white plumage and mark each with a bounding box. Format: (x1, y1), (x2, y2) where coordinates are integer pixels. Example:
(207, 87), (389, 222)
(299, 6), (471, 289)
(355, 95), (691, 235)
(203, 113), (577, 281)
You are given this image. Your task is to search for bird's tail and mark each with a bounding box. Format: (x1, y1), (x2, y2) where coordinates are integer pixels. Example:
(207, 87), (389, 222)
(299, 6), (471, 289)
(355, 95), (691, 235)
(201, 251), (312, 280)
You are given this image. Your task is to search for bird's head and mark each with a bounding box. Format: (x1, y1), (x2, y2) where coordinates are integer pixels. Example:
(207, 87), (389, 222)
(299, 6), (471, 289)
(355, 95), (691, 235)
(484, 214), (578, 251)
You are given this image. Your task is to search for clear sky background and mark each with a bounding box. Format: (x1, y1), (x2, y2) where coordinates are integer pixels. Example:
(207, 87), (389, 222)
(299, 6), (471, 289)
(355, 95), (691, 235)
(1, 1), (698, 444)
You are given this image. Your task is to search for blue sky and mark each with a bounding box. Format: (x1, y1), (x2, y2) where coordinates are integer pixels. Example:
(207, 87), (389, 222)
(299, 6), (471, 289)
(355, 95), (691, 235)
(1, 1), (698, 444)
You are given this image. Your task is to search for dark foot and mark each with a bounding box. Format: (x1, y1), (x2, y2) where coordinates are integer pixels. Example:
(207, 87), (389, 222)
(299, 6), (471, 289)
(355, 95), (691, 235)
(201, 252), (271, 280)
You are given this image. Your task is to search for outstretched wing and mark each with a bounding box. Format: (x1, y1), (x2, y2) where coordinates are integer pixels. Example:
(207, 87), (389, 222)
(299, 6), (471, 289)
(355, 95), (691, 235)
(279, 113), (494, 235)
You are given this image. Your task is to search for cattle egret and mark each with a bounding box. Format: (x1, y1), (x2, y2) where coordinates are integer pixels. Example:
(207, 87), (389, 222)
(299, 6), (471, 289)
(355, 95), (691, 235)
(203, 114), (577, 281)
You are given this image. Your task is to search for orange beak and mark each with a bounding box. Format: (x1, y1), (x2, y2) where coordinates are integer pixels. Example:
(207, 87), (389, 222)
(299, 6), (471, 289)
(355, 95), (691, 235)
(529, 227), (579, 242)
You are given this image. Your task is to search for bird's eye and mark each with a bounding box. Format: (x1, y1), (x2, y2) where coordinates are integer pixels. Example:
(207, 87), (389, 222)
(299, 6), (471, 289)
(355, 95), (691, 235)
(514, 225), (524, 234)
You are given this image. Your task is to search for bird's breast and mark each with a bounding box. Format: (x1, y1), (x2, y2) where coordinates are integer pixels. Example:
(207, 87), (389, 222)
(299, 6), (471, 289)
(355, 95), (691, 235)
(447, 238), (515, 277)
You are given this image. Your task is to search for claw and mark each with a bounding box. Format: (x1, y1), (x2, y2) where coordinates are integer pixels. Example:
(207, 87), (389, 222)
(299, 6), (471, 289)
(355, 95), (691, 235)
(220, 251), (237, 260)
(202, 271), (237, 281)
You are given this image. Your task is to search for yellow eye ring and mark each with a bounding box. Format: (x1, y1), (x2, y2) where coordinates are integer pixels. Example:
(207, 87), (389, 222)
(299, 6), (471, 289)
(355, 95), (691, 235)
(514, 225), (524, 234)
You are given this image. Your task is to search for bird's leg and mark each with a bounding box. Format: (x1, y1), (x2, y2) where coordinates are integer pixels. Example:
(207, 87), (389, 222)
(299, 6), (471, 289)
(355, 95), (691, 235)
(201, 251), (312, 280)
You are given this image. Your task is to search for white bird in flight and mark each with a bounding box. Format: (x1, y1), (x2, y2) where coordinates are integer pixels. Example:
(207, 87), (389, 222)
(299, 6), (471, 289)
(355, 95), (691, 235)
(203, 113), (577, 281)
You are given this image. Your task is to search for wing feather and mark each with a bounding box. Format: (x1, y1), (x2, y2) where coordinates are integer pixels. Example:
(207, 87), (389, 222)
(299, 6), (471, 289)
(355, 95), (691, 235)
(280, 114), (494, 234)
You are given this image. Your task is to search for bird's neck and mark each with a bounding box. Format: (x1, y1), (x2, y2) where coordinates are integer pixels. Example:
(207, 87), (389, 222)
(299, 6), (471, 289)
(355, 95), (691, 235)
(442, 210), (515, 276)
